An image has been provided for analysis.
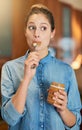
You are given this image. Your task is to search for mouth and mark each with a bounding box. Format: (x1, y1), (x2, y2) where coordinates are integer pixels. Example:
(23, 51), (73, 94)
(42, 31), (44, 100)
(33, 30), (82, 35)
(32, 41), (41, 48)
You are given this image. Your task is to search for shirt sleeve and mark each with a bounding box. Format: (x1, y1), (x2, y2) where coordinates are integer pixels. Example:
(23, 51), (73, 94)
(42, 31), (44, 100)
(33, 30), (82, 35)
(1, 63), (26, 126)
(65, 68), (81, 130)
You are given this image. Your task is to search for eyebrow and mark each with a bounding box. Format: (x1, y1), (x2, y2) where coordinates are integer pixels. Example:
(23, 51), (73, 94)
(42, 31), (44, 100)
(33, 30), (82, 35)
(41, 23), (49, 26)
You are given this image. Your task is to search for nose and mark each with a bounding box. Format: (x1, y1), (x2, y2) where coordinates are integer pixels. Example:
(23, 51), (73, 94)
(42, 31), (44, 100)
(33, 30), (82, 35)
(34, 28), (40, 38)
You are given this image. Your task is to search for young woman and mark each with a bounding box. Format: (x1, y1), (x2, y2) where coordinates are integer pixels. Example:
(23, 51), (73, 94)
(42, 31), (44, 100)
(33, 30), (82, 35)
(1, 4), (81, 130)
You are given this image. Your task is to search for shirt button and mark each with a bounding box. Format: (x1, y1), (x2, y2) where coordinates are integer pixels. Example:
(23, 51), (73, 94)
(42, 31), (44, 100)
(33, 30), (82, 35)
(41, 124), (43, 128)
(40, 95), (43, 99)
(40, 83), (43, 86)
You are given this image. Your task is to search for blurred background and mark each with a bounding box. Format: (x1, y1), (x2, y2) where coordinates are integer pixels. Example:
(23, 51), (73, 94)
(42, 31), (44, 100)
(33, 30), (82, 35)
(0, 0), (82, 129)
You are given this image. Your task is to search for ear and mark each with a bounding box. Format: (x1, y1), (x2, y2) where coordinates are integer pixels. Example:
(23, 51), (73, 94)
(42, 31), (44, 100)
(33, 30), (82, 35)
(51, 29), (56, 39)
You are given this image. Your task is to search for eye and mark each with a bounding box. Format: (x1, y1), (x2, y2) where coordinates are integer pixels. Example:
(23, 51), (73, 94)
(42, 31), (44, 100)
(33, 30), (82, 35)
(28, 25), (36, 30)
(40, 26), (47, 31)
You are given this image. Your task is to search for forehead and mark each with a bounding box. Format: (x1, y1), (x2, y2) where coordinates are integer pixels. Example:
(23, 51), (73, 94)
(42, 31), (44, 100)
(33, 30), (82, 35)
(27, 13), (50, 25)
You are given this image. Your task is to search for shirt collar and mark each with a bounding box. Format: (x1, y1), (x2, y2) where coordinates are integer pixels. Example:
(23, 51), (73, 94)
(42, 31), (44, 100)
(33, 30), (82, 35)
(39, 51), (52, 64)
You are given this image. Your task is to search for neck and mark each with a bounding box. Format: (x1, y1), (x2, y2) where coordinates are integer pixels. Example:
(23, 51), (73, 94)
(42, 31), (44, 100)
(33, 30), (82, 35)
(38, 48), (48, 60)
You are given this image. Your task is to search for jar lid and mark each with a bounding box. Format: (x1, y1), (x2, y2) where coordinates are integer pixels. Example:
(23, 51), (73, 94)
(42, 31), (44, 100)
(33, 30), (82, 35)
(51, 82), (65, 89)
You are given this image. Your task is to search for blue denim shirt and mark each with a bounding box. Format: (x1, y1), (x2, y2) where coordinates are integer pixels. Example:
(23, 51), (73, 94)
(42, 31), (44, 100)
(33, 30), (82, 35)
(1, 51), (81, 130)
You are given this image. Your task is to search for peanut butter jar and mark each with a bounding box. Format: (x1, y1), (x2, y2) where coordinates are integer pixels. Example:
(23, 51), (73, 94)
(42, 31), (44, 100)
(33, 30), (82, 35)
(47, 82), (65, 105)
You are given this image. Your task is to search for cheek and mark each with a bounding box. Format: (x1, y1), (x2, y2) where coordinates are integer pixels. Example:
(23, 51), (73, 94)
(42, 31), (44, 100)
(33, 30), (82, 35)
(43, 31), (51, 38)
(42, 33), (51, 43)
(25, 31), (32, 41)
(25, 30), (30, 37)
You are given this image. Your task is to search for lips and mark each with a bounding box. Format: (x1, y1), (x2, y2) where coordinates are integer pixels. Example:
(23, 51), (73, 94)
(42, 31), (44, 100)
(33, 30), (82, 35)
(32, 41), (41, 47)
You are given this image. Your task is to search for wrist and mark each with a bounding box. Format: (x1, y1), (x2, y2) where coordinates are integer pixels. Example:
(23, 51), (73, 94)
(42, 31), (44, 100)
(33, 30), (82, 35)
(21, 77), (30, 86)
(58, 107), (68, 115)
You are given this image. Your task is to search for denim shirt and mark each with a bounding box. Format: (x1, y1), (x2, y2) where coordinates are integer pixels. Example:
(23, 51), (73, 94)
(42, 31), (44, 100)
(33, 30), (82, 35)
(1, 51), (81, 130)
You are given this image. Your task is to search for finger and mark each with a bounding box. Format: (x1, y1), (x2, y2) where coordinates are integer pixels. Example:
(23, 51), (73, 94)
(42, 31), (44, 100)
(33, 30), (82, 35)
(30, 60), (39, 69)
(59, 90), (67, 96)
(53, 101), (62, 109)
(28, 52), (39, 59)
(53, 92), (67, 105)
(25, 56), (39, 66)
(53, 96), (63, 105)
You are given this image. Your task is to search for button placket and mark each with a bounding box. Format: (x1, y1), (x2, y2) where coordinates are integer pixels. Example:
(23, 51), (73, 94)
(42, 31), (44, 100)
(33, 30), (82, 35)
(37, 63), (44, 130)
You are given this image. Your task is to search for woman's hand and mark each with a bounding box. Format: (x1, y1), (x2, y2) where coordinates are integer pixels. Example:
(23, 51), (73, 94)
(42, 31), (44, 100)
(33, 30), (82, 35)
(24, 51), (40, 81)
(53, 90), (68, 113)
(53, 90), (76, 127)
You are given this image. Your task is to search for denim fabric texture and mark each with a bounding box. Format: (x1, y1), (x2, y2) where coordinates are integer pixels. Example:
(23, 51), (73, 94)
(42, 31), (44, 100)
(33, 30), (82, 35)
(1, 51), (81, 130)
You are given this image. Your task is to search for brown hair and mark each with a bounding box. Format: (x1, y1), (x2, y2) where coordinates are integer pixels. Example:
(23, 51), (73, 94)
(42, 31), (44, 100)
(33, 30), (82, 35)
(25, 4), (55, 31)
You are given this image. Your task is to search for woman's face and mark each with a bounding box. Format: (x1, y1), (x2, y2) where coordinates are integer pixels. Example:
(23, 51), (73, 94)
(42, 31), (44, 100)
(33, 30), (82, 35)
(25, 13), (55, 51)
